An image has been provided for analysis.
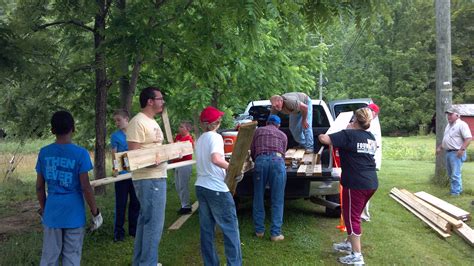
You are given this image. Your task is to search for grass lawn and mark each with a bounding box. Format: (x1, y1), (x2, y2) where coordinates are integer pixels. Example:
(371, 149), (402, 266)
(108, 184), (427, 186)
(0, 136), (473, 265)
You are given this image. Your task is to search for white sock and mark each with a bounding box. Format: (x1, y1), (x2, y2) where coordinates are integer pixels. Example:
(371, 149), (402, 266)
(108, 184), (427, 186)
(353, 252), (362, 257)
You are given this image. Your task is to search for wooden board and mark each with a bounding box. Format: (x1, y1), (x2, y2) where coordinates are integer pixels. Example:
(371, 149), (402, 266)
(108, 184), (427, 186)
(92, 160), (196, 187)
(453, 222), (474, 246)
(391, 188), (450, 232)
(326, 111), (354, 135)
(302, 153), (315, 165)
(296, 164), (322, 176)
(114, 141), (193, 172)
(161, 107), (173, 144)
(225, 121), (258, 194)
(390, 193), (451, 238)
(285, 149), (297, 160)
(414, 191), (471, 221)
(293, 149), (306, 161)
(168, 201), (199, 230)
(400, 189), (462, 228)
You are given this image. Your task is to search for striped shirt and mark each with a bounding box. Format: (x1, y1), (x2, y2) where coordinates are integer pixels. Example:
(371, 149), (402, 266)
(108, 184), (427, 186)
(250, 124), (288, 160)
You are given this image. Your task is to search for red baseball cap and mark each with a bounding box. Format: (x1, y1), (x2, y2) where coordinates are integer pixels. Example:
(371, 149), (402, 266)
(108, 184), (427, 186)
(368, 103), (380, 114)
(200, 106), (224, 123)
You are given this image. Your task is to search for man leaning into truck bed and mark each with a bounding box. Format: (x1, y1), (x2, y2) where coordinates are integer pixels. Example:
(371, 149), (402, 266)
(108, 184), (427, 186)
(270, 92), (313, 153)
(250, 114), (288, 241)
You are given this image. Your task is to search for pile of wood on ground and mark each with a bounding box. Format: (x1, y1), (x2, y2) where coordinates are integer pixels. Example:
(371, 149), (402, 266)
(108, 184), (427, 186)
(390, 188), (473, 246)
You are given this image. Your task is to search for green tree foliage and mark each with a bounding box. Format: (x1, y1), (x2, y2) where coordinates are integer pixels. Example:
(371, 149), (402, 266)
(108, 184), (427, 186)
(0, 1), (385, 179)
(324, 0), (473, 134)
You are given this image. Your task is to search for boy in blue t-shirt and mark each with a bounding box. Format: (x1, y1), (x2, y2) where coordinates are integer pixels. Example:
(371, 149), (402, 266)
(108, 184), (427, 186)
(111, 109), (139, 242)
(36, 110), (103, 265)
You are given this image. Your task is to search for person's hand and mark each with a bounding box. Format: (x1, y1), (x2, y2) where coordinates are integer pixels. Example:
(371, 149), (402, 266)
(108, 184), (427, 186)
(456, 149), (464, 158)
(89, 209), (103, 232)
(155, 153), (161, 165)
(302, 120), (309, 129)
(436, 146), (442, 155)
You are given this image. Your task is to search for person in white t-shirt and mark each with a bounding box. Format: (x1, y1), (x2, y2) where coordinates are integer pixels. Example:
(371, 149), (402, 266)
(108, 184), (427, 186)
(195, 106), (242, 266)
(436, 106), (472, 196)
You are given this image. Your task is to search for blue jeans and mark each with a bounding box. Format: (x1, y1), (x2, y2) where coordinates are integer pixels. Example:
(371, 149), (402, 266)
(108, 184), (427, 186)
(253, 154), (287, 237)
(132, 178), (167, 266)
(289, 97), (314, 150)
(175, 165), (192, 208)
(196, 186), (242, 266)
(114, 179), (140, 239)
(446, 150), (467, 195)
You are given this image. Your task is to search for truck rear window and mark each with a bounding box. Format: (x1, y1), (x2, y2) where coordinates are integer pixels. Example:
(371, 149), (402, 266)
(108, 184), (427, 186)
(248, 105), (330, 128)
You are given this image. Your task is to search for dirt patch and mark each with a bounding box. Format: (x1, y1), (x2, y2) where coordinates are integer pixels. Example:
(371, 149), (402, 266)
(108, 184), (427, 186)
(0, 200), (42, 241)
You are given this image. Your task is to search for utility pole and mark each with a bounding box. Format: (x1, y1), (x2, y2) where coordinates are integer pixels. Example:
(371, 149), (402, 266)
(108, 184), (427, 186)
(433, 0), (452, 184)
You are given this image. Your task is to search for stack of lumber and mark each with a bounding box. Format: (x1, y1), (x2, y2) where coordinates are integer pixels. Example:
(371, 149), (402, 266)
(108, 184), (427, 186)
(285, 148), (322, 176)
(285, 149), (306, 165)
(291, 111), (353, 177)
(112, 141), (194, 173)
(390, 188), (473, 246)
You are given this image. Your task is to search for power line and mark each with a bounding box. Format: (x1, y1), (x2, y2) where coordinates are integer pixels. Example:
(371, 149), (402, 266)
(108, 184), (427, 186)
(342, 19), (368, 62)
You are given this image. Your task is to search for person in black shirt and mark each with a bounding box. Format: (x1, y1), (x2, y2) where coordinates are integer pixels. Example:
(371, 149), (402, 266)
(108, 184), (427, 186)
(319, 107), (378, 265)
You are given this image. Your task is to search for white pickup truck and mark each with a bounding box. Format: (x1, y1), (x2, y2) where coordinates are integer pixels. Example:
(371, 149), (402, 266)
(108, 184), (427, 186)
(232, 98), (381, 217)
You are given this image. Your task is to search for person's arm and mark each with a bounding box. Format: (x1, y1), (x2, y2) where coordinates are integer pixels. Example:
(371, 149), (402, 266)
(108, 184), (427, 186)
(318, 134), (332, 145)
(36, 173), (46, 216)
(299, 102), (309, 129)
(127, 141), (141, 151)
(211, 152), (229, 170)
(79, 172), (99, 216)
(457, 137), (472, 158)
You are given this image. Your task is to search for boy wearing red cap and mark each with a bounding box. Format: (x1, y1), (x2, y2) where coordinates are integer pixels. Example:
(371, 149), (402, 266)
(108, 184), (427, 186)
(195, 106), (242, 266)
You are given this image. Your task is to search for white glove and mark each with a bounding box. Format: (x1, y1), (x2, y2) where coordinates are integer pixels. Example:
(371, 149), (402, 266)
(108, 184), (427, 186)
(235, 174), (244, 183)
(89, 209), (103, 232)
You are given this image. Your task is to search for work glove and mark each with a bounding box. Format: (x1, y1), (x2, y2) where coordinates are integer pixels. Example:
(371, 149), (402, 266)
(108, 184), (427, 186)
(89, 209), (103, 232)
(235, 174), (244, 183)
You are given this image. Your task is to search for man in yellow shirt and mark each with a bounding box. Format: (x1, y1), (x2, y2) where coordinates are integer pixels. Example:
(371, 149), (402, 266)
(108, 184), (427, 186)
(127, 87), (167, 266)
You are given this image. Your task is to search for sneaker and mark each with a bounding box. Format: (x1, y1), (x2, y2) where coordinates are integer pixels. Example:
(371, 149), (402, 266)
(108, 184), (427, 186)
(255, 232), (264, 238)
(333, 241), (352, 253)
(177, 207), (192, 215)
(338, 252), (364, 265)
(270, 235), (284, 242)
(305, 149), (314, 154)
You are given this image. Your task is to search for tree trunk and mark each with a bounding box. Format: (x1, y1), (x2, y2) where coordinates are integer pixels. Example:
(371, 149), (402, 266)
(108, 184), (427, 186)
(117, 0), (133, 112)
(93, 0), (108, 194)
(433, 0), (452, 185)
(125, 55), (143, 111)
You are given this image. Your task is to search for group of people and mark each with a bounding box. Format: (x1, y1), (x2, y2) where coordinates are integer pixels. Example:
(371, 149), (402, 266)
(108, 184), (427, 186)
(35, 87), (471, 266)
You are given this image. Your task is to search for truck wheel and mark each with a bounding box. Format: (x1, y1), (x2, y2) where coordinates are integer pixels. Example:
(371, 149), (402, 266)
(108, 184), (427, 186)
(325, 194), (341, 218)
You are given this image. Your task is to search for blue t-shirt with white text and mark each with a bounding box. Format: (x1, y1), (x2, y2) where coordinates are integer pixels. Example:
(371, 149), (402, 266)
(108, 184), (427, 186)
(35, 143), (93, 228)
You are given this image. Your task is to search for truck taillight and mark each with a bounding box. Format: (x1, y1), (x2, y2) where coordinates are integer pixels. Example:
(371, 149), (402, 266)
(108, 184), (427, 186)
(332, 148), (341, 168)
